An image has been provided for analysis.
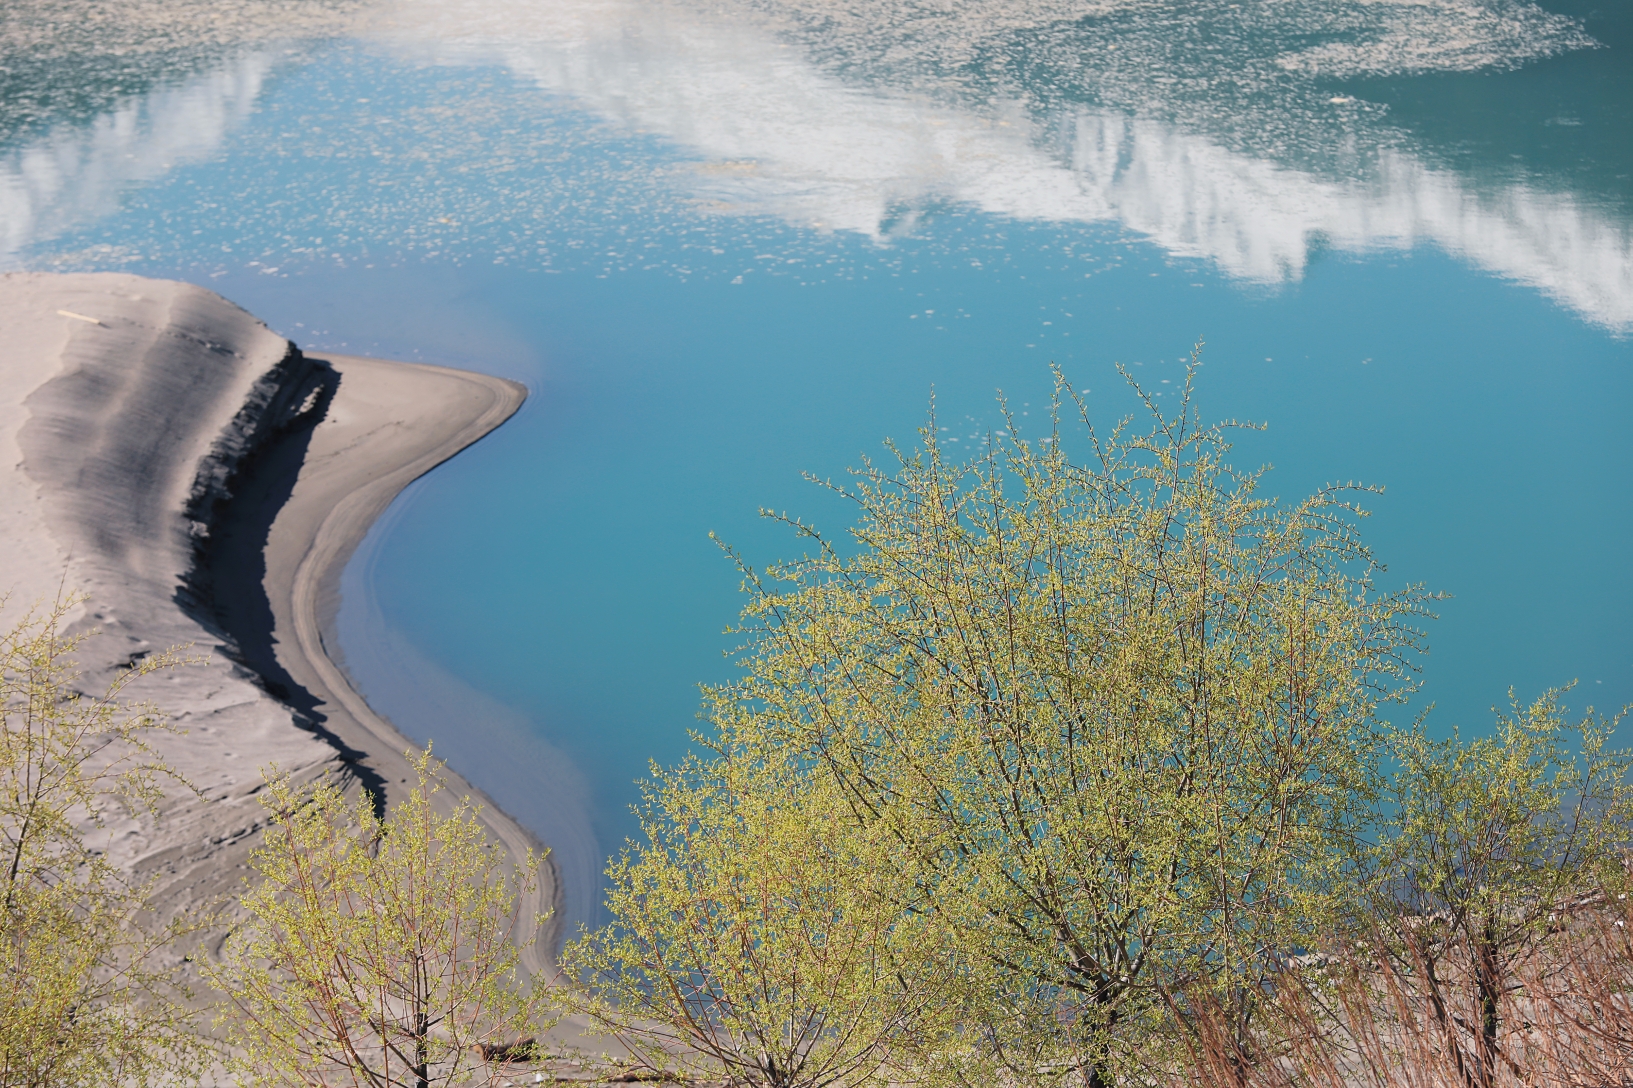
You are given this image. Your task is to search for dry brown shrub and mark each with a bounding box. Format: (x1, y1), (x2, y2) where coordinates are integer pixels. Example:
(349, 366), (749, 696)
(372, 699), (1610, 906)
(1166, 894), (1633, 1088)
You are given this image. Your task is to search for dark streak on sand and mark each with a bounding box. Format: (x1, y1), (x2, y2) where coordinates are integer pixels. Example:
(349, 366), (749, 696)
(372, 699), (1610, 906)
(179, 355), (395, 807)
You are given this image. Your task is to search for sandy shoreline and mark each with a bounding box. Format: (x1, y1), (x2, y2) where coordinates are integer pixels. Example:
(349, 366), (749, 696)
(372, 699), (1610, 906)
(0, 271), (559, 973)
(254, 350), (563, 968)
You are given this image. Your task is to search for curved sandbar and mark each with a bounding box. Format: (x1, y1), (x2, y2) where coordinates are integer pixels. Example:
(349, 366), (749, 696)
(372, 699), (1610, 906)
(263, 352), (562, 970)
(0, 271), (558, 974)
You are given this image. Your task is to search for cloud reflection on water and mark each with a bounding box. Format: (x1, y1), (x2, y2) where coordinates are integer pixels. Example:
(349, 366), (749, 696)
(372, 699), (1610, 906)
(0, 0), (1626, 331)
(391, 0), (1631, 330)
(0, 54), (276, 266)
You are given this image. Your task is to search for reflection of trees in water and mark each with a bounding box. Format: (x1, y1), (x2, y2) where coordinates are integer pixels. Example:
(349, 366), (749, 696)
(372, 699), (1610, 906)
(0, 0), (367, 143)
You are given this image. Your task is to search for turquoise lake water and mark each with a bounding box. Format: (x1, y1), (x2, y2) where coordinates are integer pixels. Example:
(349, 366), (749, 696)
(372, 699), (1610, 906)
(5, 0), (1629, 928)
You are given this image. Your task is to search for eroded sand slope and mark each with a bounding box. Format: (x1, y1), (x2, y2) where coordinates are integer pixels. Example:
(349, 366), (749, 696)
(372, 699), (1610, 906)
(0, 271), (556, 977)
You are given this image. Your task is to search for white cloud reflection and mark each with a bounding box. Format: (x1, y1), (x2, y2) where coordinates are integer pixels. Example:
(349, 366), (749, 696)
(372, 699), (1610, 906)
(388, 0), (1632, 330)
(0, 0), (1626, 331)
(0, 54), (275, 266)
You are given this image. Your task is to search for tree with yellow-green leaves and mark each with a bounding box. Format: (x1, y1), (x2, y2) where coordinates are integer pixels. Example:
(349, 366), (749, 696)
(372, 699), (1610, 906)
(1363, 690), (1633, 1087)
(562, 751), (962, 1087)
(0, 598), (206, 1088)
(603, 358), (1437, 1087)
(210, 749), (554, 1088)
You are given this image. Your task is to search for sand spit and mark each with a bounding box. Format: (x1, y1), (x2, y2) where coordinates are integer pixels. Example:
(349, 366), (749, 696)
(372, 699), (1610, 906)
(0, 271), (558, 973)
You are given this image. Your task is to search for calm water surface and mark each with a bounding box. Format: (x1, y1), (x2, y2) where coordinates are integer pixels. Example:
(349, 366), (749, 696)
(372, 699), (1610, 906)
(5, 0), (1629, 929)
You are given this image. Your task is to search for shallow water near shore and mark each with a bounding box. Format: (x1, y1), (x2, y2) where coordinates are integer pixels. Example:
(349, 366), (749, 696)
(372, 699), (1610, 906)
(5, 0), (1630, 930)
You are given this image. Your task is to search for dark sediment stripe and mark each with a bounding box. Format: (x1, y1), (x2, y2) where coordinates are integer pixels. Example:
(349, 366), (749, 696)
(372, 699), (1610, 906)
(174, 347), (391, 805)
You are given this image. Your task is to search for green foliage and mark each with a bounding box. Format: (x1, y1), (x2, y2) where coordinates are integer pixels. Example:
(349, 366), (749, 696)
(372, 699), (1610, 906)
(562, 753), (959, 1087)
(1367, 689), (1633, 1087)
(667, 361), (1435, 1082)
(210, 750), (554, 1088)
(1383, 687), (1633, 932)
(0, 597), (207, 1088)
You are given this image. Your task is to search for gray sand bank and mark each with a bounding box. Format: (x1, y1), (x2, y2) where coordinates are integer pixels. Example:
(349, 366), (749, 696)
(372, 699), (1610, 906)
(0, 271), (558, 971)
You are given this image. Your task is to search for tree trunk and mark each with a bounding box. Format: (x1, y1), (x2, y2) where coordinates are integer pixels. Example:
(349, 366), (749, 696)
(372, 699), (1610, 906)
(1414, 938), (1479, 1088)
(1079, 1003), (1120, 1088)
(1473, 916), (1502, 1088)
(414, 1009), (430, 1088)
